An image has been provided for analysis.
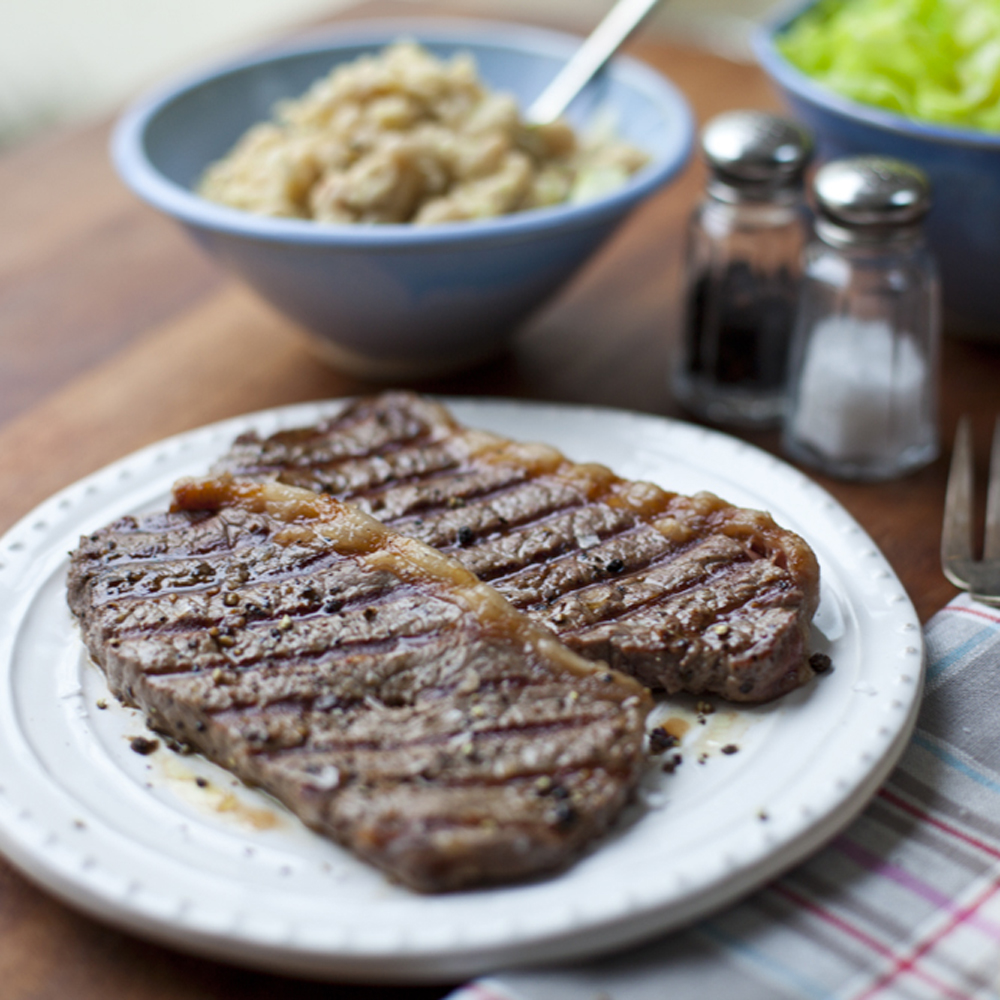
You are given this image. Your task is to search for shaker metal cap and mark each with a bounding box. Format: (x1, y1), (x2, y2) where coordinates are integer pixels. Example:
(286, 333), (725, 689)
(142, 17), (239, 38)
(702, 110), (813, 187)
(814, 156), (932, 229)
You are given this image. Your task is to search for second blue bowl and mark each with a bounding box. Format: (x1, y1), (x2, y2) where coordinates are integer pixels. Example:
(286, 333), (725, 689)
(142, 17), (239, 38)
(755, 1), (1000, 338)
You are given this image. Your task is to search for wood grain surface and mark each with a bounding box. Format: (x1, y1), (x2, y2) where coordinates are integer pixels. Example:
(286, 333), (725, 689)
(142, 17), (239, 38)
(1, 2), (999, 996)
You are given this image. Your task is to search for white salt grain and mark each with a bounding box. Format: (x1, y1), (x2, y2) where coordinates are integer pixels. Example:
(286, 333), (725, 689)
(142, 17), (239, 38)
(789, 316), (927, 462)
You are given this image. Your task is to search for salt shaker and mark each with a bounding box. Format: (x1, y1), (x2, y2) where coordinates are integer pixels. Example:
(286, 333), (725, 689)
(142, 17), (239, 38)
(673, 110), (812, 427)
(783, 156), (940, 481)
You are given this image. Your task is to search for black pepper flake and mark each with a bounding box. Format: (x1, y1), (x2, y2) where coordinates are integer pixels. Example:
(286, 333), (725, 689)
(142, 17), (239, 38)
(194, 721), (206, 732)
(171, 737), (193, 755)
(739, 680), (754, 695)
(195, 777), (209, 788)
(721, 744), (740, 755)
(662, 753), (683, 774)
(270, 627), (283, 638)
(550, 784), (570, 800)
(322, 598), (342, 614)
(549, 801), (577, 829)
(129, 736), (159, 756)
(810, 652), (833, 674)
(697, 752), (708, 765)
(364, 607), (378, 620)
(606, 558), (625, 574)
(648, 727), (679, 753)
(457, 526), (474, 546)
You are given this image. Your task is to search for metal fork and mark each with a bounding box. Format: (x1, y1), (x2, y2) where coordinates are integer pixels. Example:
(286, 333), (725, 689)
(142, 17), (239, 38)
(942, 415), (1000, 605)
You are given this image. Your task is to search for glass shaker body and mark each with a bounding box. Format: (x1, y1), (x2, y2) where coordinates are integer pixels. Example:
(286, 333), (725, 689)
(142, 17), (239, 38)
(674, 192), (807, 427)
(783, 234), (940, 480)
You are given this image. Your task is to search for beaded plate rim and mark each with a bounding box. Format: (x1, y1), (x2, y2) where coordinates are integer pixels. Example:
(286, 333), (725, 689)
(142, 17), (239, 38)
(0, 397), (923, 981)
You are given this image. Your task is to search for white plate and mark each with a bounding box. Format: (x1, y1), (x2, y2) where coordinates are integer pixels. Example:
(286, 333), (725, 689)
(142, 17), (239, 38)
(0, 398), (923, 982)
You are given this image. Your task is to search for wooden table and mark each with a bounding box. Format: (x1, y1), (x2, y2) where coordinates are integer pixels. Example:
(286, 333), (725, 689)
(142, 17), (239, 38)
(2, 3), (998, 996)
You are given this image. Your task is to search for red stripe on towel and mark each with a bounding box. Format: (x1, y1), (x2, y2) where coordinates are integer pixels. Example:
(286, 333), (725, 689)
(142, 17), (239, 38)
(851, 875), (1000, 999)
(770, 884), (967, 999)
(952, 605), (1000, 625)
(879, 788), (1000, 862)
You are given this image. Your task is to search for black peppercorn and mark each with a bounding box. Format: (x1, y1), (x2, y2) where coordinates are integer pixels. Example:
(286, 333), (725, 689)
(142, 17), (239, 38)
(129, 736), (159, 756)
(648, 727), (679, 754)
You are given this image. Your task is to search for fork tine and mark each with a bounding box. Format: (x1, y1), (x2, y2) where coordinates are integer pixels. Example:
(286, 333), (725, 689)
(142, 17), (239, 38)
(984, 415), (1000, 561)
(942, 416), (974, 572)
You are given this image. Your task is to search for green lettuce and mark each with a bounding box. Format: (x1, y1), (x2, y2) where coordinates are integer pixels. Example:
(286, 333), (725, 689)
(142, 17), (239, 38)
(778, 0), (1000, 130)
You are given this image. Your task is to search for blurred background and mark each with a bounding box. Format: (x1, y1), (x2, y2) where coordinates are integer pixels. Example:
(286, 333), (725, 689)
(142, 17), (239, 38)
(1, 0), (778, 149)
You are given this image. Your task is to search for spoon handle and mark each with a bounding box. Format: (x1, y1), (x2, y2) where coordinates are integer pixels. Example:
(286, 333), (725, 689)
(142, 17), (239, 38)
(526, 0), (664, 124)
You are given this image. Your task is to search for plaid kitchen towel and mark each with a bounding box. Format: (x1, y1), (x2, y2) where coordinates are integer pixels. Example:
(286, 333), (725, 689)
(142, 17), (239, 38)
(449, 594), (1000, 1000)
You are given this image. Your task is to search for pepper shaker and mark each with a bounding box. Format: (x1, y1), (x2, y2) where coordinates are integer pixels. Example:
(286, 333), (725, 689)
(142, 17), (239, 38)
(673, 110), (812, 427)
(783, 156), (940, 481)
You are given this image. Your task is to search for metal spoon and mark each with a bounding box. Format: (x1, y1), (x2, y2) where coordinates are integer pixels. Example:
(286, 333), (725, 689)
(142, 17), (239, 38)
(526, 0), (665, 124)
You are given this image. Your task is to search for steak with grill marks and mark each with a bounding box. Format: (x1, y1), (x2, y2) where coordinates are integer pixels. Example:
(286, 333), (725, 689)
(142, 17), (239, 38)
(67, 477), (651, 892)
(215, 392), (821, 703)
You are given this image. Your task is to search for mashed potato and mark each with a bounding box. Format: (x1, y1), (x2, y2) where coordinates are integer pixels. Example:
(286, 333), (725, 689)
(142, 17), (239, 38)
(198, 41), (649, 224)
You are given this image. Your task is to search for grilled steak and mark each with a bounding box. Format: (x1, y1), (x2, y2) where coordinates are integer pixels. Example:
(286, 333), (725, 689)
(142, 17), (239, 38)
(67, 477), (651, 892)
(215, 392), (821, 703)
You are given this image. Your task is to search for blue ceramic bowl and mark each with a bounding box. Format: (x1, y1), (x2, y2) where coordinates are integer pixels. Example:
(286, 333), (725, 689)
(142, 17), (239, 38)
(113, 20), (694, 378)
(755, 1), (1000, 338)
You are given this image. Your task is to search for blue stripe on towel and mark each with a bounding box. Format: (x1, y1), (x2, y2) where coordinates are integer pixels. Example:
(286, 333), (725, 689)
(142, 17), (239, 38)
(697, 921), (831, 999)
(911, 732), (1000, 798)
(926, 624), (996, 682)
